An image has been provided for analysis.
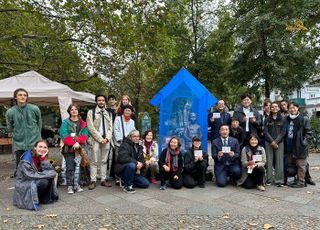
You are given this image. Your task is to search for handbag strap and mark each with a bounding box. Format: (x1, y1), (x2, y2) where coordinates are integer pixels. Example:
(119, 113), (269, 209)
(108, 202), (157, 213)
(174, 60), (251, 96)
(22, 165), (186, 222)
(120, 116), (126, 140)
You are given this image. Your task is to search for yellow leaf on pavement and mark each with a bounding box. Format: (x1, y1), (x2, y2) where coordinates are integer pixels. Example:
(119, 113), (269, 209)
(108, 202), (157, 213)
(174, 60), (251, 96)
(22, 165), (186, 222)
(46, 214), (58, 218)
(36, 224), (45, 229)
(263, 223), (274, 229)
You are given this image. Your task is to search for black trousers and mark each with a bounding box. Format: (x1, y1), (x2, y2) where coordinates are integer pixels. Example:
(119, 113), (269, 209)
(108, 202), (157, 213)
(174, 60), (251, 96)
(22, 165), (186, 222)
(36, 178), (54, 204)
(159, 167), (183, 189)
(183, 161), (207, 188)
(15, 150), (25, 168)
(242, 166), (265, 189)
(64, 153), (75, 186)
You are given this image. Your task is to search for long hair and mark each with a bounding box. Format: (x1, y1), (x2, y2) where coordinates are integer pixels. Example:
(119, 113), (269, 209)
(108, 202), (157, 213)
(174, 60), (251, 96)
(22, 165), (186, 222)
(32, 139), (48, 157)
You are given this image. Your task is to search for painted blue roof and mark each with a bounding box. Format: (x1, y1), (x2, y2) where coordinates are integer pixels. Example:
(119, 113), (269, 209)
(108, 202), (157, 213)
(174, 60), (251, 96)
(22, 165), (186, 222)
(150, 67), (218, 109)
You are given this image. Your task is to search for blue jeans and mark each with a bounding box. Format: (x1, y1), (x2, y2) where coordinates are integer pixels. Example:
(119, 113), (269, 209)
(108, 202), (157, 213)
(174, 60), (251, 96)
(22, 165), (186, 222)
(121, 163), (149, 188)
(214, 163), (241, 187)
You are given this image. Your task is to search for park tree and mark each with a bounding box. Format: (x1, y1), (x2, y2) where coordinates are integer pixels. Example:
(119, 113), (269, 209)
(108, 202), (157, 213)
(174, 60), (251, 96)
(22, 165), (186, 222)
(230, 0), (320, 99)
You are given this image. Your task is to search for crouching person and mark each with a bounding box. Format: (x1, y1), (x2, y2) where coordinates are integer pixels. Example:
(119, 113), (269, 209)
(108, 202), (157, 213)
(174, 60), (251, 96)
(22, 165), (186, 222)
(237, 134), (266, 191)
(13, 140), (58, 211)
(115, 130), (149, 194)
(183, 136), (208, 188)
(159, 136), (183, 190)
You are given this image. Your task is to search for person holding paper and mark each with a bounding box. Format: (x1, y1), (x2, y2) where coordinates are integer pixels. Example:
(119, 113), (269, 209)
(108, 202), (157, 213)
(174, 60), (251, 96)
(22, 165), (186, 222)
(212, 124), (241, 187)
(237, 134), (266, 191)
(183, 136), (209, 188)
(233, 93), (262, 146)
(208, 100), (231, 141)
(264, 102), (287, 186)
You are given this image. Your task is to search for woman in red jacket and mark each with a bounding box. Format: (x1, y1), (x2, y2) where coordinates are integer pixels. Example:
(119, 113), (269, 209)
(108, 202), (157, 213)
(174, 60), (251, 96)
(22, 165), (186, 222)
(60, 103), (89, 194)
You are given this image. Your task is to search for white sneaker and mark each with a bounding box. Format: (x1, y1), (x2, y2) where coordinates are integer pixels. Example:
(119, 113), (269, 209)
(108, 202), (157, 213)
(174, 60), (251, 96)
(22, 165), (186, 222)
(76, 185), (84, 192)
(257, 185), (266, 191)
(67, 186), (74, 194)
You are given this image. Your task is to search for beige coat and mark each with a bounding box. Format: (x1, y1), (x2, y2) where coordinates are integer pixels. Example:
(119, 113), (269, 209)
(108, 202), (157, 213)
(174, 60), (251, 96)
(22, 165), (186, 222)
(86, 107), (113, 146)
(237, 145), (266, 186)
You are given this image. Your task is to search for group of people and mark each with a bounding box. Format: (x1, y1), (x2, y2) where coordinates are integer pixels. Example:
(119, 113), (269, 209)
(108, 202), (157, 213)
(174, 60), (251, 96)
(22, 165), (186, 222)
(209, 93), (314, 191)
(5, 88), (315, 211)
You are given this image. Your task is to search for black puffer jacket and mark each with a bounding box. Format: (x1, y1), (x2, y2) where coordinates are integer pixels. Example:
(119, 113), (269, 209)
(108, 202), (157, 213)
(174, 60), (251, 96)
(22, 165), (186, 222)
(286, 114), (312, 159)
(115, 137), (145, 175)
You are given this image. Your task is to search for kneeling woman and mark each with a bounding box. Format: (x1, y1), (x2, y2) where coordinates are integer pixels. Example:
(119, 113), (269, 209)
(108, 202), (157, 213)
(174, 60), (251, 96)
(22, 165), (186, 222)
(183, 136), (208, 188)
(237, 134), (267, 191)
(158, 137), (183, 190)
(13, 140), (58, 211)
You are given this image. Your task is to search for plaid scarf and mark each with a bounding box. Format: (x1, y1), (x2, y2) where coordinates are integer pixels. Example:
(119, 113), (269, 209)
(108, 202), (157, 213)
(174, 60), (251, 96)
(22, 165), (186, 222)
(165, 147), (180, 172)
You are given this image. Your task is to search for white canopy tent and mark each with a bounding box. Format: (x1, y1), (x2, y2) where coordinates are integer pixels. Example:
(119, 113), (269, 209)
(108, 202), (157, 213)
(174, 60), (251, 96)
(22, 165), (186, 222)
(0, 71), (95, 119)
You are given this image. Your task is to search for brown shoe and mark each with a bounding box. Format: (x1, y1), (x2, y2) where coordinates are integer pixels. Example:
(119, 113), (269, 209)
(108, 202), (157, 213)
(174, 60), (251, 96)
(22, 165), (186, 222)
(101, 181), (112, 187)
(88, 182), (96, 190)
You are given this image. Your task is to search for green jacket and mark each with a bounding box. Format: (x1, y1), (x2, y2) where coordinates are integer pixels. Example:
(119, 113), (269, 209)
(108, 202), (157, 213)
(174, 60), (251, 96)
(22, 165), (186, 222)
(6, 104), (42, 151)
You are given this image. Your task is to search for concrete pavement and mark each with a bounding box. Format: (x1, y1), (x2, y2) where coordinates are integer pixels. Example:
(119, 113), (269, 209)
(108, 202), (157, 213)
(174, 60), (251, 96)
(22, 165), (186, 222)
(1, 149), (320, 229)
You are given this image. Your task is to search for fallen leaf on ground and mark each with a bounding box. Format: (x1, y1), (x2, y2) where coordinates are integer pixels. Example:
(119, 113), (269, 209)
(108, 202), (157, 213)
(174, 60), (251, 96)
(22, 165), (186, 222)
(3, 219), (8, 223)
(7, 187), (14, 190)
(46, 214), (58, 218)
(196, 216), (201, 219)
(307, 191), (313, 194)
(99, 228), (108, 230)
(248, 223), (257, 226)
(273, 198), (280, 202)
(62, 225), (68, 229)
(311, 166), (320, 171)
(222, 215), (230, 219)
(6, 207), (11, 211)
(36, 224), (45, 229)
(90, 219), (95, 221)
(104, 224), (110, 227)
(263, 223), (274, 229)
(16, 220), (22, 224)
(179, 219), (186, 223)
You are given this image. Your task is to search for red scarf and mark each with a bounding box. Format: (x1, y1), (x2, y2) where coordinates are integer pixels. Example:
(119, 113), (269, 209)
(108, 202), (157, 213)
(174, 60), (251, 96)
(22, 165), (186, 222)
(124, 115), (131, 122)
(144, 141), (152, 155)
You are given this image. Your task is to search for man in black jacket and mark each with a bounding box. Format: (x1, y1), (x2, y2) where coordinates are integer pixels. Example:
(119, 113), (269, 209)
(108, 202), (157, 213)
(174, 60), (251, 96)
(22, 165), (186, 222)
(286, 102), (312, 188)
(115, 130), (149, 193)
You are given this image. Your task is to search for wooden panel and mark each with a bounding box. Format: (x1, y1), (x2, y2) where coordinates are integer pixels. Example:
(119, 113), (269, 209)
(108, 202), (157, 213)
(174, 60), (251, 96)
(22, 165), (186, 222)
(0, 138), (12, 145)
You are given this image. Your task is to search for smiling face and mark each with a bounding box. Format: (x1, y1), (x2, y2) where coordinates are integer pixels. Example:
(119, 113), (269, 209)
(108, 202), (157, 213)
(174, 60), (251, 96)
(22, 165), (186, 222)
(193, 140), (201, 149)
(145, 131), (153, 142)
(249, 136), (258, 147)
(289, 104), (299, 115)
(130, 131), (140, 144)
(217, 100), (225, 111)
(270, 103), (280, 115)
(280, 101), (288, 112)
(122, 96), (129, 105)
(242, 97), (252, 108)
(70, 106), (79, 117)
(34, 141), (48, 157)
(123, 108), (132, 117)
(219, 125), (230, 138)
(108, 97), (117, 107)
(169, 138), (179, 150)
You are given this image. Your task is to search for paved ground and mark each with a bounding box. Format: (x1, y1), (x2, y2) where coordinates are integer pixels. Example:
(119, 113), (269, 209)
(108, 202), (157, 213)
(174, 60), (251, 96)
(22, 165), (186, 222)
(1, 148), (320, 229)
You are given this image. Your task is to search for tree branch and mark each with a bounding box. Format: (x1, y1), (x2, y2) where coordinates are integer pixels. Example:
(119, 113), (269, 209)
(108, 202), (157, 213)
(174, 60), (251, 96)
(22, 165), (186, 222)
(60, 73), (98, 83)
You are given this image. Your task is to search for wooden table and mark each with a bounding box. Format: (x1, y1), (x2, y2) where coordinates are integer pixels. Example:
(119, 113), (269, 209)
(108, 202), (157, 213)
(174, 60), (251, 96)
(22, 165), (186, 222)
(0, 137), (12, 153)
